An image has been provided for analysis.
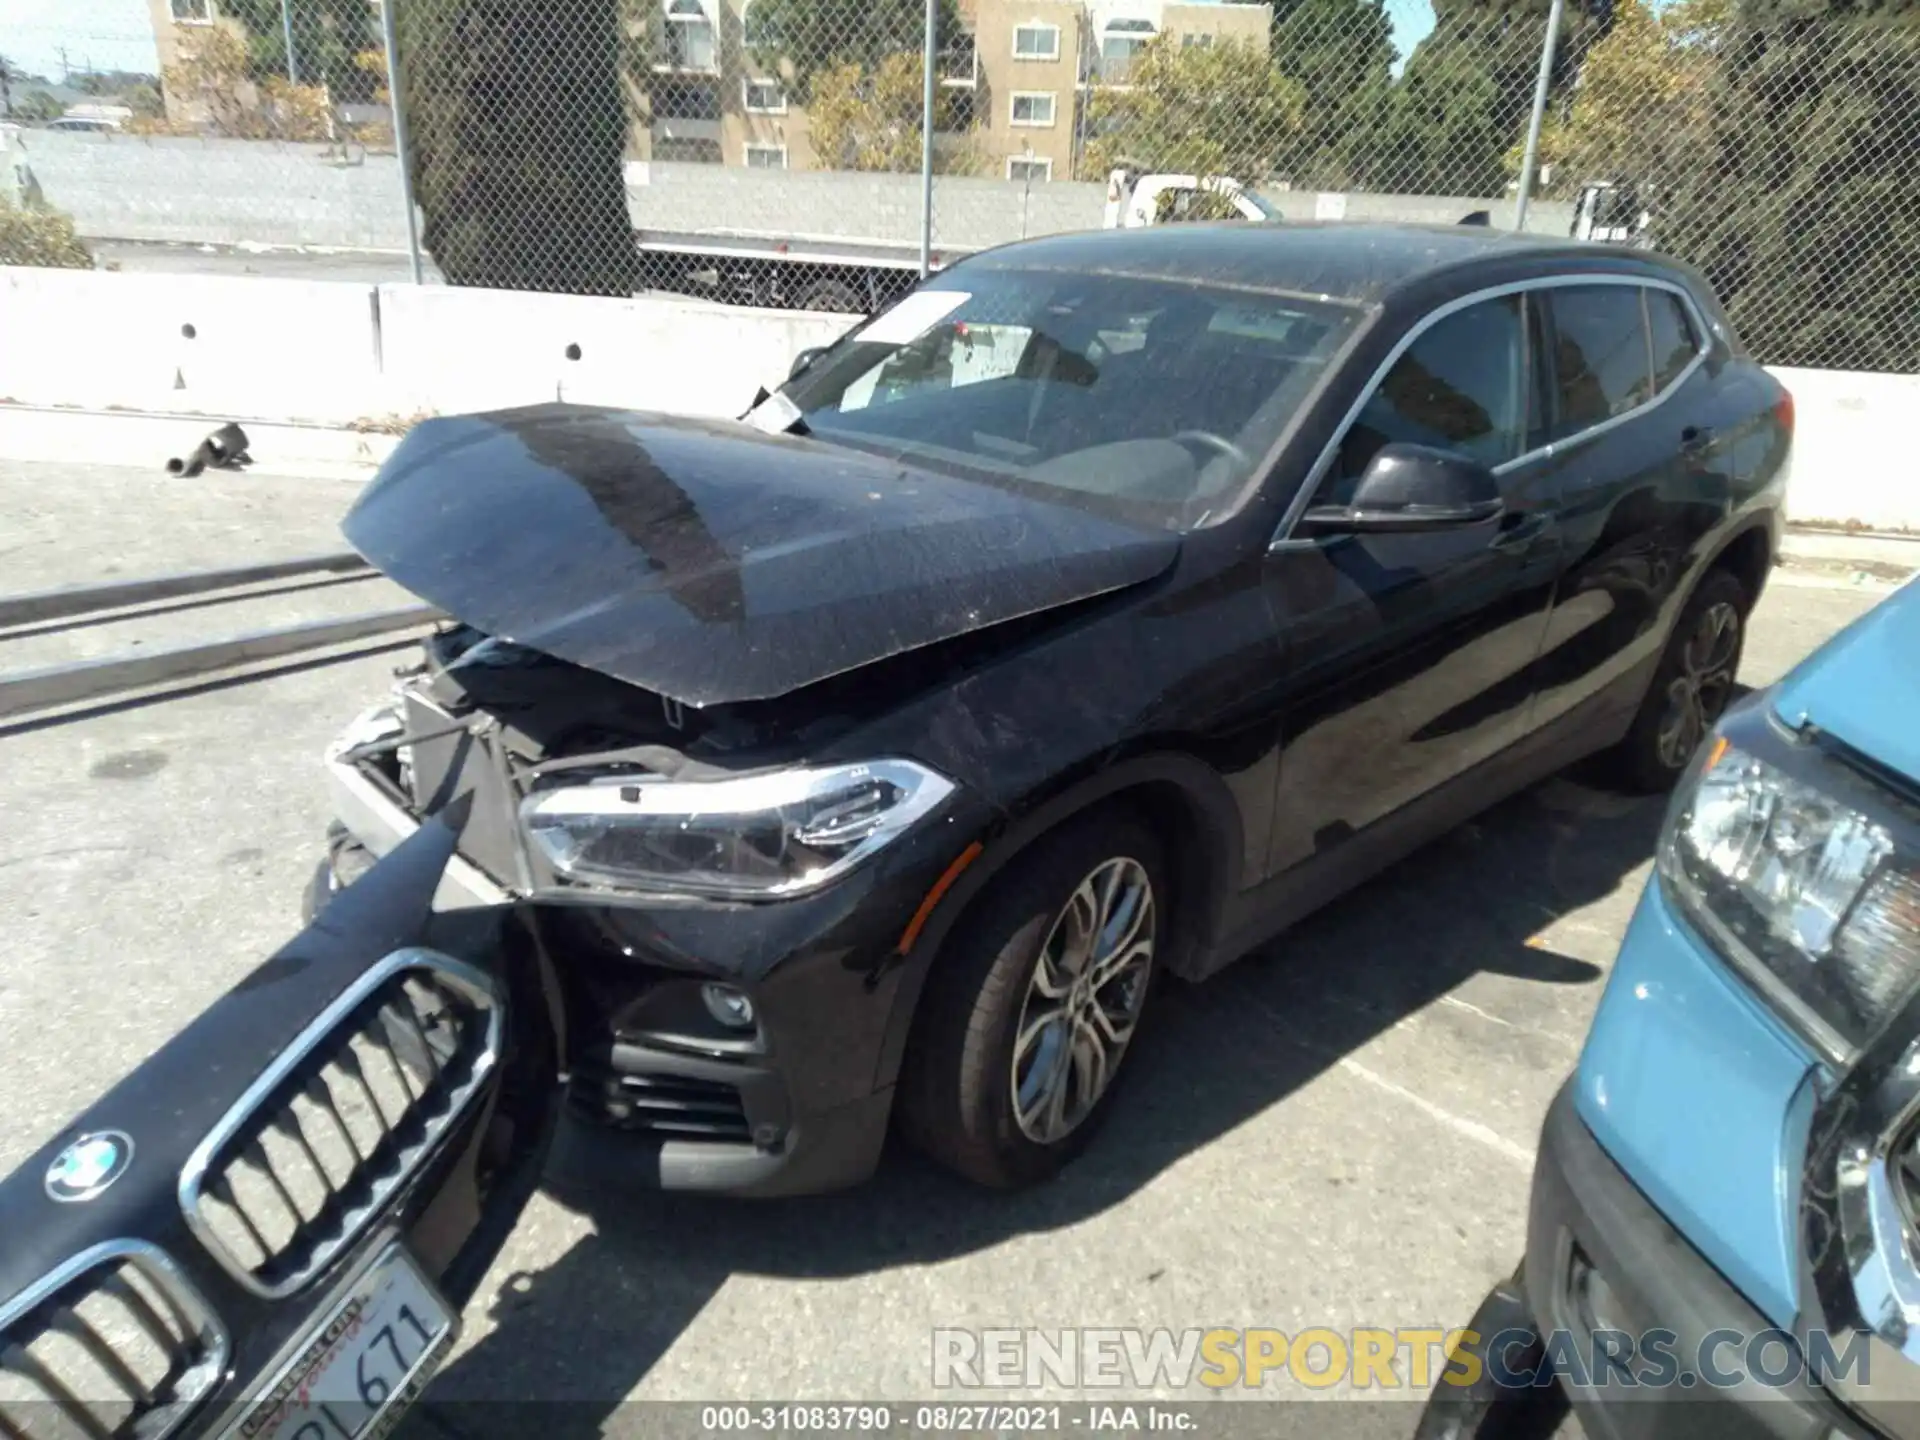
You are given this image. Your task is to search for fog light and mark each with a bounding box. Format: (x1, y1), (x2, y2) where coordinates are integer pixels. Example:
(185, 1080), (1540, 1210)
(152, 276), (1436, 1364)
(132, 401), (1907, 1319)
(701, 983), (756, 1031)
(1569, 1248), (1625, 1336)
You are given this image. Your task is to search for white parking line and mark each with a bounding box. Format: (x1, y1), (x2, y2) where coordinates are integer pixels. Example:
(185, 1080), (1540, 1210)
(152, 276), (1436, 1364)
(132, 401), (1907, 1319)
(1336, 1057), (1539, 1169)
(1234, 986), (1540, 1168)
(1438, 993), (1517, 1029)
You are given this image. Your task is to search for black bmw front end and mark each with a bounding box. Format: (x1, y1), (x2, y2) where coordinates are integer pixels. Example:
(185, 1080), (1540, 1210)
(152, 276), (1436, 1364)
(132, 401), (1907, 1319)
(315, 622), (997, 1200)
(0, 817), (562, 1440)
(310, 402), (1183, 1199)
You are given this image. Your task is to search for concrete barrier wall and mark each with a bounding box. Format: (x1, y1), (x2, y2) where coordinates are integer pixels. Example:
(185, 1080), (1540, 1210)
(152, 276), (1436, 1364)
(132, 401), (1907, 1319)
(1772, 367), (1920, 533)
(0, 266), (848, 428)
(377, 285), (849, 421)
(0, 266), (1909, 531)
(0, 267), (385, 422)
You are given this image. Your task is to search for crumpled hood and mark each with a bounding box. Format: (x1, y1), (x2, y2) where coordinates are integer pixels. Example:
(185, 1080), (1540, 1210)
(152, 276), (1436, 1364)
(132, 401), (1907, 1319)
(343, 404), (1181, 706)
(1772, 575), (1920, 782)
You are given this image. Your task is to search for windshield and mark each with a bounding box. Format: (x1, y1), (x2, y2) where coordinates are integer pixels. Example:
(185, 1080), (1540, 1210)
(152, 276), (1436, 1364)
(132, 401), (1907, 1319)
(763, 266), (1360, 531)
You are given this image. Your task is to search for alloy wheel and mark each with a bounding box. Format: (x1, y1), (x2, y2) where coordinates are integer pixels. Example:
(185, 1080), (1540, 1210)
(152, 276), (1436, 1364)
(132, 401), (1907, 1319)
(1656, 600), (1741, 770)
(1009, 856), (1156, 1144)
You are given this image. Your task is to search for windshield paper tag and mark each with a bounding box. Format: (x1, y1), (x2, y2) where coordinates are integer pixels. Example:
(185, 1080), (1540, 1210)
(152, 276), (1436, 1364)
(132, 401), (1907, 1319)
(743, 389), (805, 435)
(856, 290), (971, 346)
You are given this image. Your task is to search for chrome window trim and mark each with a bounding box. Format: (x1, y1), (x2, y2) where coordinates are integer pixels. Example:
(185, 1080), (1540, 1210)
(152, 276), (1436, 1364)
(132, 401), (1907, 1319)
(178, 947), (504, 1299)
(0, 1238), (231, 1439)
(1269, 271), (1712, 551)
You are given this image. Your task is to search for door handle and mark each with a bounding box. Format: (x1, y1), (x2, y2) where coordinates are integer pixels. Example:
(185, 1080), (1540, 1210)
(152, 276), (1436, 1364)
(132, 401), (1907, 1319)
(1490, 513), (1548, 552)
(1680, 424), (1714, 455)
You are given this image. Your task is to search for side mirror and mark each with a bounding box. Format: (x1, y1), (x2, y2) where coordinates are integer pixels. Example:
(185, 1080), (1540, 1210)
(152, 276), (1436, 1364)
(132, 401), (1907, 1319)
(1298, 442), (1504, 536)
(789, 346), (828, 382)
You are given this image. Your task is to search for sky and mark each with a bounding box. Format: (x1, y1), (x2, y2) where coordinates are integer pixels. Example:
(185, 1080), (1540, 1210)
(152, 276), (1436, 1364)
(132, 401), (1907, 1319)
(1, 0), (161, 80)
(1383, 0), (1438, 69)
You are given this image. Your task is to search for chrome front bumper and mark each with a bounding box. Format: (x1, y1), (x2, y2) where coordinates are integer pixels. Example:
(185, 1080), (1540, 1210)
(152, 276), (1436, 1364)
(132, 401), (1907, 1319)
(324, 703), (511, 911)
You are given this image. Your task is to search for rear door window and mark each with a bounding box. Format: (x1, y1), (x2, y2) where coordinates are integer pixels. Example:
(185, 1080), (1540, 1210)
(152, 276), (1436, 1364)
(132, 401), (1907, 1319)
(1647, 289), (1703, 393)
(1546, 285), (1655, 437)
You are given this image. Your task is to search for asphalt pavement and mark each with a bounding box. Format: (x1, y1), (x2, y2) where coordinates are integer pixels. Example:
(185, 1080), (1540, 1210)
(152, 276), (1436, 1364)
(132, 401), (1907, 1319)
(0, 458), (1905, 1428)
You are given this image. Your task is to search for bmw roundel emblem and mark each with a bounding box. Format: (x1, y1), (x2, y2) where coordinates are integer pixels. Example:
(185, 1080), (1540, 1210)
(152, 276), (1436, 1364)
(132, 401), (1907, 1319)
(45, 1131), (135, 1204)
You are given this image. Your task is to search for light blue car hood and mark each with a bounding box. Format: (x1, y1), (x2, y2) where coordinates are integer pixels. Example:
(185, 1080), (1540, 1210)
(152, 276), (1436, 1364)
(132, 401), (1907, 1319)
(1772, 576), (1920, 783)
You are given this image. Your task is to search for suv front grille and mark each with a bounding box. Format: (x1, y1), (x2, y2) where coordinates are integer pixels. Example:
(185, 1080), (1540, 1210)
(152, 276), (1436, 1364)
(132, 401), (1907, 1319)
(180, 950), (503, 1298)
(0, 1242), (228, 1440)
(569, 1062), (751, 1142)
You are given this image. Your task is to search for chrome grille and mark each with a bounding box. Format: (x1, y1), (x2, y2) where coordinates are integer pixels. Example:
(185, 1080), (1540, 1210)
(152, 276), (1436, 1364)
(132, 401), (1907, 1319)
(0, 1242), (227, 1440)
(180, 950), (503, 1298)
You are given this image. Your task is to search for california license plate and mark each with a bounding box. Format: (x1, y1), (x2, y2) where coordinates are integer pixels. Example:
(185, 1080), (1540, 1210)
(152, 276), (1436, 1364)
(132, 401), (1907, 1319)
(227, 1244), (457, 1440)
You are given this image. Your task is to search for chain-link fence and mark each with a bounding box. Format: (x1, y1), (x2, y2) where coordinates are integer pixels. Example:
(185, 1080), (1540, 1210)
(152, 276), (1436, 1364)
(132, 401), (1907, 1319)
(2, 0), (1917, 371)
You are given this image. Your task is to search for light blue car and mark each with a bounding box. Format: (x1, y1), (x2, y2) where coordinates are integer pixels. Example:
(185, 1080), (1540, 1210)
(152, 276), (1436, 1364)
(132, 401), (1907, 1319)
(1421, 575), (1920, 1440)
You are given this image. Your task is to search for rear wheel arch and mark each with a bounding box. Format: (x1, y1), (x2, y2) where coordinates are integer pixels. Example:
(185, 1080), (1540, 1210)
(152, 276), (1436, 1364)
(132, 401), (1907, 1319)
(870, 752), (1242, 1094)
(1708, 520), (1774, 609)
(1643, 515), (1771, 672)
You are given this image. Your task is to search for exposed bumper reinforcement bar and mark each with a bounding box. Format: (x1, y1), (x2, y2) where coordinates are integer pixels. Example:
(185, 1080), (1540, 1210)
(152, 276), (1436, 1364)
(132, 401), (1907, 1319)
(325, 727), (511, 912)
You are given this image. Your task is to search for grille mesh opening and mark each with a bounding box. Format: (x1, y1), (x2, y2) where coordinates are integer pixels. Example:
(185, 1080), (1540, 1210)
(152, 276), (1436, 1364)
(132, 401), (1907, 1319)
(0, 1249), (224, 1440)
(184, 961), (500, 1297)
(569, 1062), (751, 1142)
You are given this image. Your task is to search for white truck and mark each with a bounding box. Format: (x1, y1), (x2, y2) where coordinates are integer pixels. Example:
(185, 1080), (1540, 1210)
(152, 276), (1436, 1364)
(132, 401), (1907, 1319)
(1570, 179), (1654, 247)
(638, 166), (1280, 314)
(1101, 165), (1282, 228)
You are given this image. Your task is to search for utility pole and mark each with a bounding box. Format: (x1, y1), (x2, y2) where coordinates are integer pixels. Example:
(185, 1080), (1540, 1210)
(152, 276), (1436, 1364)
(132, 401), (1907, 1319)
(58, 46), (70, 83)
(917, 0), (936, 278)
(379, 0), (424, 284)
(1512, 0), (1564, 234)
(281, 0), (300, 83)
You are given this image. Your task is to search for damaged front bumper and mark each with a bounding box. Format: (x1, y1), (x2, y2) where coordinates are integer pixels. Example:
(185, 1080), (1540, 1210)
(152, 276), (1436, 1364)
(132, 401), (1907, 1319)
(320, 700), (971, 1198)
(0, 817), (562, 1440)
(325, 702), (509, 912)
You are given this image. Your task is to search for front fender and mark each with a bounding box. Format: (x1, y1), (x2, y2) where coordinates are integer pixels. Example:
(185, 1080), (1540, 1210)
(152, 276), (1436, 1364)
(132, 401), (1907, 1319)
(868, 749), (1243, 1091)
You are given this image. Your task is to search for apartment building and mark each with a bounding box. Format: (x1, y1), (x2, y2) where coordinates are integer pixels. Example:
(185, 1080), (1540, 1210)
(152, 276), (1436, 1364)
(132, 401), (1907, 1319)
(145, 0), (1270, 176)
(640, 0), (1275, 179)
(146, 0), (253, 126)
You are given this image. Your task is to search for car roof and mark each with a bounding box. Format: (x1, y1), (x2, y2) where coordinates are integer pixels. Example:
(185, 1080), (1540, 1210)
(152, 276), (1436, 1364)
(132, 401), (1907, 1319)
(957, 222), (1620, 306)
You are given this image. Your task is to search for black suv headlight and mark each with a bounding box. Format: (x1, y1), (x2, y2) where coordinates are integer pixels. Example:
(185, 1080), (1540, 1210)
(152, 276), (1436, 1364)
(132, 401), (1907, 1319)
(520, 759), (954, 899)
(1660, 715), (1920, 1065)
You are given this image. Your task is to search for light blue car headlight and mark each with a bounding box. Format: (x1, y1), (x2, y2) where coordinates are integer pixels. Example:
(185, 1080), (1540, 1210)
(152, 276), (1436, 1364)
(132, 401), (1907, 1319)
(1661, 734), (1920, 1064)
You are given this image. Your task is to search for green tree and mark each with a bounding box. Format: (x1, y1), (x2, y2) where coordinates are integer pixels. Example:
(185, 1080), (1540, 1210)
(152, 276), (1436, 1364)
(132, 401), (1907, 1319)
(11, 90), (64, 124)
(155, 26), (332, 139)
(120, 78), (166, 119)
(0, 196), (93, 268)
(71, 69), (156, 96)
(1268, 0), (1398, 189)
(806, 51), (979, 172)
(218, 0), (381, 102)
(1517, 0), (1723, 195)
(1660, 0), (1920, 369)
(744, 0), (962, 103)
(399, 0), (640, 295)
(1368, 0), (1601, 197)
(1083, 35), (1305, 182)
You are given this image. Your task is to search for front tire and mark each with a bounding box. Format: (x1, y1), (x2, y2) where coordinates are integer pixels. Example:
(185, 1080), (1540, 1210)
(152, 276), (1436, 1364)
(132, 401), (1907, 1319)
(898, 811), (1166, 1189)
(1609, 567), (1749, 792)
